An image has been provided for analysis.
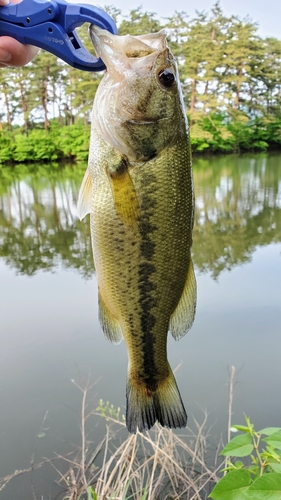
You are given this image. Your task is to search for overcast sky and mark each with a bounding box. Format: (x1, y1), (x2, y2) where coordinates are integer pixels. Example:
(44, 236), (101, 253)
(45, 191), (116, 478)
(91, 0), (280, 39)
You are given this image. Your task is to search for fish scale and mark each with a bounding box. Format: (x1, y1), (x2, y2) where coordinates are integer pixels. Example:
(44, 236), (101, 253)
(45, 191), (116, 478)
(78, 27), (197, 433)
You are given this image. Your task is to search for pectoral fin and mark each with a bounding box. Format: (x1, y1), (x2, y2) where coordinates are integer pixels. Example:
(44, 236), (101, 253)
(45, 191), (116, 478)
(169, 258), (197, 340)
(107, 158), (139, 226)
(77, 167), (92, 220)
(98, 292), (123, 345)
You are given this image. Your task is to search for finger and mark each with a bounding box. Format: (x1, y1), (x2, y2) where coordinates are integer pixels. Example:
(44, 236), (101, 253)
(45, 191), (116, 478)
(0, 0), (21, 4)
(0, 0), (39, 66)
(0, 37), (39, 66)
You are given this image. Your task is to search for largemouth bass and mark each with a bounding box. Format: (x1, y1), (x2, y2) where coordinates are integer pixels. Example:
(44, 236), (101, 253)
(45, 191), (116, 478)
(78, 27), (197, 433)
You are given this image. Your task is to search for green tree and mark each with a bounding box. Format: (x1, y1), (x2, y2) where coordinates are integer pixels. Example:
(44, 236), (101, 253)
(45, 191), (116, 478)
(256, 37), (281, 115)
(118, 7), (162, 36)
(0, 67), (15, 128)
(1, 4), (281, 155)
(28, 51), (62, 130)
(221, 16), (262, 113)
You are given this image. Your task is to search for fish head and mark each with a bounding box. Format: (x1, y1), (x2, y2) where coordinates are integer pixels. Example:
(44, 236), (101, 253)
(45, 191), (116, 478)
(90, 27), (187, 162)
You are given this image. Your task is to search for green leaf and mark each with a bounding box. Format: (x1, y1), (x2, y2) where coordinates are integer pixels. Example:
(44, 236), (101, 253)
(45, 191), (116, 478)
(221, 466), (237, 472)
(268, 463), (281, 473)
(263, 446), (281, 461)
(264, 432), (281, 450)
(209, 470), (251, 500)
(234, 461), (244, 468)
(244, 415), (252, 426)
(87, 487), (98, 500)
(36, 432), (46, 438)
(231, 425), (251, 433)
(248, 465), (259, 476)
(221, 434), (254, 457)
(121, 481), (131, 500)
(243, 415), (255, 434)
(259, 428), (281, 436)
(246, 473), (281, 499)
(139, 483), (148, 500)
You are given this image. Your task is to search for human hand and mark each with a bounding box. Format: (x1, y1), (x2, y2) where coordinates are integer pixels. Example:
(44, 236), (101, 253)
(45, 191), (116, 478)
(0, 0), (39, 67)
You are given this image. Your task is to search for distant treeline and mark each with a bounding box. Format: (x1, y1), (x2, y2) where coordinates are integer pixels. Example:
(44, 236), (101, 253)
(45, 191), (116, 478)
(1, 2), (281, 161)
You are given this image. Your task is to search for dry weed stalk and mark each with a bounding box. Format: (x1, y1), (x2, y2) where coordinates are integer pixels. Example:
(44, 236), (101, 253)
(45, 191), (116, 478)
(223, 365), (236, 477)
(1, 376), (224, 500)
(0, 458), (51, 493)
(54, 380), (220, 500)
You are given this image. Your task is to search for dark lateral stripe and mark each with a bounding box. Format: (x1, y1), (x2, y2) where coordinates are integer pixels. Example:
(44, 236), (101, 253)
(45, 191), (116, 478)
(137, 172), (159, 391)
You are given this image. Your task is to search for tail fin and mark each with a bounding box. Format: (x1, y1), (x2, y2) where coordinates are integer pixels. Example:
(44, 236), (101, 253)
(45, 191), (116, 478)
(126, 366), (187, 433)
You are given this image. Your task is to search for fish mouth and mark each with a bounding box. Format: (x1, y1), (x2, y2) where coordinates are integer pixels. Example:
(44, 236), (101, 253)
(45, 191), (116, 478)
(89, 25), (167, 80)
(127, 119), (158, 125)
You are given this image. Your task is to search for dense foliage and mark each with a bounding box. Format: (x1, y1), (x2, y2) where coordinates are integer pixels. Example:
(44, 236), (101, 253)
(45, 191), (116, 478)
(1, 2), (281, 162)
(210, 416), (281, 500)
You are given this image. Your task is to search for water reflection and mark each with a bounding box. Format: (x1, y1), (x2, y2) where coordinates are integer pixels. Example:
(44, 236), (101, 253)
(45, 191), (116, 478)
(0, 164), (94, 277)
(193, 154), (281, 277)
(0, 154), (281, 278)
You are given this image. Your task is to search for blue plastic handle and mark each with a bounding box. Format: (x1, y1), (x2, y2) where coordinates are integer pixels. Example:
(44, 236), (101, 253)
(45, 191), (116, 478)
(0, 0), (118, 71)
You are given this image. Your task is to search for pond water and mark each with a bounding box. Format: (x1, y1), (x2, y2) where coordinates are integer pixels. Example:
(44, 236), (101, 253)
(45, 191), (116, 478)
(0, 153), (281, 498)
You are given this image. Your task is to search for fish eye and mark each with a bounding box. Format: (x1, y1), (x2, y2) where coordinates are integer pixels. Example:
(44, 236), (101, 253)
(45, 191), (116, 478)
(157, 68), (175, 88)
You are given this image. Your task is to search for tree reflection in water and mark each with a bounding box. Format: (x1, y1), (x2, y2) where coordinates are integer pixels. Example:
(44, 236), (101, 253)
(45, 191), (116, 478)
(0, 154), (280, 279)
(193, 153), (281, 278)
(0, 163), (94, 277)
